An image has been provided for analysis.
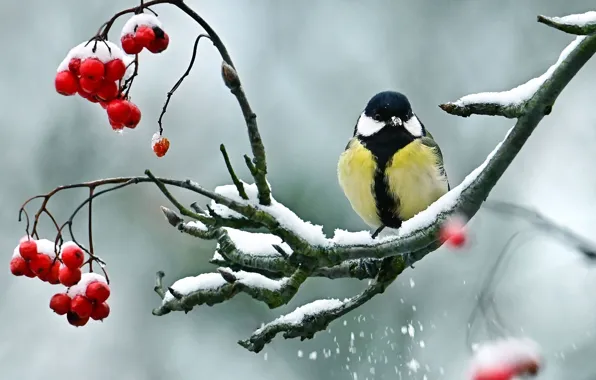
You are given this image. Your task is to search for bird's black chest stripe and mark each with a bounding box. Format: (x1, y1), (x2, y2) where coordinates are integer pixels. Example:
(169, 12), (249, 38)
(360, 128), (417, 229)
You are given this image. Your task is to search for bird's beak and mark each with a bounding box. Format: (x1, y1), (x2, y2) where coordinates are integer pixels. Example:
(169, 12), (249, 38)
(390, 116), (402, 127)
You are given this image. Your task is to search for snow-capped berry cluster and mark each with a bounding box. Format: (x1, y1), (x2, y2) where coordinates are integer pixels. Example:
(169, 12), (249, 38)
(152, 132), (170, 157)
(10, 238), (111, 327)
(11, 237), (61, 283)
(50, 273), (111, 327)
(469, 337), (542, 380)
(55, 41), (142, 131)
(439, 214), (468, 248)
(120, 14), (170, 55)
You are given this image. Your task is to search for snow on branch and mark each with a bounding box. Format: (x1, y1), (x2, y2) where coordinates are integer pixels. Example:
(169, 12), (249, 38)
(538, 11), (596, 35)
(440, 36), (587, 118)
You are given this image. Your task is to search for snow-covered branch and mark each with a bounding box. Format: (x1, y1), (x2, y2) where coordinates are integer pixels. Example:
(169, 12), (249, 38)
(18, 1), (596, 352)
(148, 11), (596, 351)
(538, 11), (596, 35)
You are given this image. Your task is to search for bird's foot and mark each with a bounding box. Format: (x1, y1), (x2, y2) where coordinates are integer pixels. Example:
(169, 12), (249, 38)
(371, 225), (385, 239)
(404, 252), (416, 269)
(356, 258), (379, 278)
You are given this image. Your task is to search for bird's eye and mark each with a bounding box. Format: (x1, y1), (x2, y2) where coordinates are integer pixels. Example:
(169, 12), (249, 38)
(373, 113), (382, 121)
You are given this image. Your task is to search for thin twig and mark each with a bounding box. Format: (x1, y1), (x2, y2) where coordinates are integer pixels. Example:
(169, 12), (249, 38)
(157, 34), (211, 135)
(220, 144), (248, 200)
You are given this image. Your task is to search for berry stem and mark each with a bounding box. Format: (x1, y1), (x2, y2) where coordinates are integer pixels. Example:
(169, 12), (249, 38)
(88, 187), (95, 272)
(157, 34), (210, 135)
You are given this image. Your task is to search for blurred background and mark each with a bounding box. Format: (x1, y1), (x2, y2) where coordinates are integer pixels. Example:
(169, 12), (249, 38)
(2, 0), (596, 379)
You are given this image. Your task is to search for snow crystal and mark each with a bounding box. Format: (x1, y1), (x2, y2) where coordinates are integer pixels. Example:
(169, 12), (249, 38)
(186, 221), (208, 231)
(309, 351), (318, 360)
(549, 11), (596, 28)
(66, 272), (107, 298)
(406, 359), (420, 372)
(218, 267), (287, 290)
(162, 272), (227, 303)
(224, 228), (292, 256)
(254, 299), (346, 334)
(57, 40), (133, 72)
(12, 246), (21, 259)
(121, 13), (163, 38)
(469, 337), (541, 376)
(453, 36), (586, 106)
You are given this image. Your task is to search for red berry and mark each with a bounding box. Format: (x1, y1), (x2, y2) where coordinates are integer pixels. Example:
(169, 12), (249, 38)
(37, 270), (49, 282)
(90, 302), (110, 321)
(47, 261), (61, 284)
(121, 34), (143, 55)
(79, 77), (102, 94)
(147, 31), (169, 54)
(70, 295), (93, 318)
(10, 256), (28, 276)
(86, 281), (110, 303)
(152, 135), (170, 157)
(100, 101), (109, 109)
(104, 59), (126, 82)
(68, 58), (81, 75)
(30, 254), (52, 276)
(439, 217), (467, 248)
(67, 311), (89, 327)
(124, 103), (141, 129)
(61, 243), (85, 269)
(23, 263), (36, 278)
(19, 239), (38, 261)
(49, 293), (71, 315)
(79, 58), (105, 80)
(134, 25), (156, 48)
(473, 367), (515, 380)
(59, 266), (81, 287)
(55, 71), (79, 96)
(106, 99), (132, 124)
(78, 89), (100, 103)
(96, 81), (119, 102)
(109, 118), (124, 131)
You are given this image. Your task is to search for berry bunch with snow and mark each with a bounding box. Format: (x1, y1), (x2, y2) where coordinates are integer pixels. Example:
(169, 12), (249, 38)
(55, 40), (142, 131)
(10, 237), (61, 283)
(50, 273), (111, 327)
(121, 14), (170, 55)
(10, 238), (111, 327)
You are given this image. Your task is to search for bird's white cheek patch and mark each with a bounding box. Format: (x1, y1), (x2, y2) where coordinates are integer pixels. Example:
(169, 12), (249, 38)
(356, 114), (384, 137)
(404, 116), (423, 137)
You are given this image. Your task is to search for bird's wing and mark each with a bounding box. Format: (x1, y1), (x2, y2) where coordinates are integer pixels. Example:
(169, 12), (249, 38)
(420, 130), (450, 191)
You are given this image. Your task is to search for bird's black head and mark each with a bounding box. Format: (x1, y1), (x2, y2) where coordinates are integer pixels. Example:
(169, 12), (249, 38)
(364, 91), (412, 123)
(355, 91), (424, 138)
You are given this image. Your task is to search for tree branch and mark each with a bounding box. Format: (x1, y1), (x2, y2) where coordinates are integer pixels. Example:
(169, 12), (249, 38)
(538, 12), (596, 35)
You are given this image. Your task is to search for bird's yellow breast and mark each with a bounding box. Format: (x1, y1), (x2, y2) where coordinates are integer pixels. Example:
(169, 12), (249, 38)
(338, 138), (448, 228)
(385, 140), (448, 220)
(337, 139), (380, 227)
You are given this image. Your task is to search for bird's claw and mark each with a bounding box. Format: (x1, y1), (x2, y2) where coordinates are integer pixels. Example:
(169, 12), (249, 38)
(404, 252), (416, 269)
(357, 258), (379, 278)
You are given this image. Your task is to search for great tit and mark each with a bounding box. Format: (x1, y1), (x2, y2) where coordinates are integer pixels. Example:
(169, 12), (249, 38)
(337, 91), (450, 241)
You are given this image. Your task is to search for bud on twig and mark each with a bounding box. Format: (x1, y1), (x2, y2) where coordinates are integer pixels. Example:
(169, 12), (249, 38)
(221, 61), (240, 90)
(160, 206), (183, 227)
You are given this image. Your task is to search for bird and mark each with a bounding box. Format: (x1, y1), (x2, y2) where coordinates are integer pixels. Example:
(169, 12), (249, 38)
(337, 90), (450, 267)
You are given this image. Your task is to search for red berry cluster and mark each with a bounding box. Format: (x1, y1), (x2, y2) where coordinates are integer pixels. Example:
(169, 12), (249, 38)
(10, 237), (61, 282)
(10, 238), (111, 327)
(120, 14), (170, 55)
(50, 273), (111, 327)
(54, 41), (141, 132)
